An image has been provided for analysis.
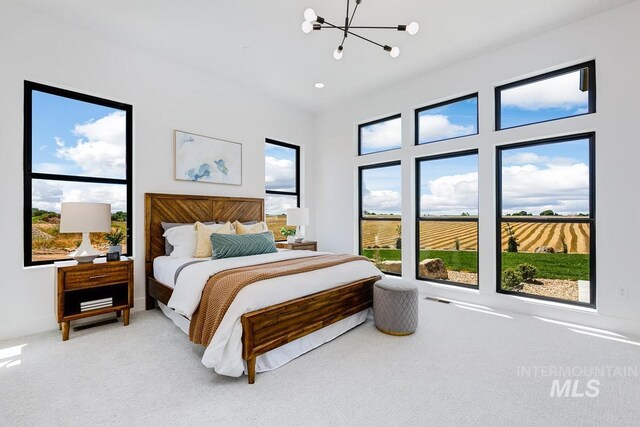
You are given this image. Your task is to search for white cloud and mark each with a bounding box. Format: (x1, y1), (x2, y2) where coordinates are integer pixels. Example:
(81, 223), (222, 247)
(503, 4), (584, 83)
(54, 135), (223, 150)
(419, 114), (474, 143)
(502, 160), (589, 215)
(55, 111), (126, 178)
(265, 156), (295, 191)
(501, 71), (588, 111)
(265, 194), (297, 215)
(34, 162), (66, 174)
(360, 118), (401, 151)
(362, 189), (401, 213)
(503, 152), (549, 165)
(32, 180), (127, 213)
(421, 172), (478, 215)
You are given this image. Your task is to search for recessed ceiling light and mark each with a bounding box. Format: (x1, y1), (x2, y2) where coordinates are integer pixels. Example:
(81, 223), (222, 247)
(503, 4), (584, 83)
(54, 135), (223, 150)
(314, 82), (325, 89)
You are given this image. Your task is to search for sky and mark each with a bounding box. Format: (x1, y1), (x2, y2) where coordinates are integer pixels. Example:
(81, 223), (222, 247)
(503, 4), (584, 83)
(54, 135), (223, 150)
(417, 97), (477, 144)
(359, 116), (401, 155)
(500, 68), (589, 128)
(31, 90), (128, 213)
(420, 154), (478, 216)
(361, 164), (402, 215)
(501, 139), (590, 215)
(265, 143), (297, 215)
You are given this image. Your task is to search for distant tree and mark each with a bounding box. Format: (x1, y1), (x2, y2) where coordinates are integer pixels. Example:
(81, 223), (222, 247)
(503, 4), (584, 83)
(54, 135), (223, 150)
(576, 213), (589, 217)
(512, 210), (532, 216)
(539, 209), (558, 216)
(111, 211), (127, 222)
(461, 212), (470, 216)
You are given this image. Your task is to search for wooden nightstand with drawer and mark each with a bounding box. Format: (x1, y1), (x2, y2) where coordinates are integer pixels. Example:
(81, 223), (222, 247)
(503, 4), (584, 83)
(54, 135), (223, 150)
(275, 241), (317, 251)
(56, 259), (133, 341)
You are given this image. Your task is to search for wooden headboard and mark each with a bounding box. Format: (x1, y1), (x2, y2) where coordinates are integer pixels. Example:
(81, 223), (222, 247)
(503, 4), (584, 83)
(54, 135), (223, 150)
(144, 193), (264, 277)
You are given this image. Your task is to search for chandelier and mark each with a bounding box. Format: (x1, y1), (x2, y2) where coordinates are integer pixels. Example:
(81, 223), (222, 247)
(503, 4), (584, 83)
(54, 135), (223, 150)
(301, 0), (419, 60)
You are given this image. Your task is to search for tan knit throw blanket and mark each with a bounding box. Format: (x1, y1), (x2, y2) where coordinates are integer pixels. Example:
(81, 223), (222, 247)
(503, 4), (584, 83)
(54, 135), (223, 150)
(189, 254), (370, 346)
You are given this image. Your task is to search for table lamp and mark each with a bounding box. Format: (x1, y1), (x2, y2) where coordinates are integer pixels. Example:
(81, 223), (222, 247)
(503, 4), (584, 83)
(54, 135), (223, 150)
(60, 202), (111, 263)
(286, 207), (309, 243)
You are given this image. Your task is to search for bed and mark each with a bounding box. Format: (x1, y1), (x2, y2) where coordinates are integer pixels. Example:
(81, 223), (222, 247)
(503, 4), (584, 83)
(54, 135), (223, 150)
(144, 193), (381, 383)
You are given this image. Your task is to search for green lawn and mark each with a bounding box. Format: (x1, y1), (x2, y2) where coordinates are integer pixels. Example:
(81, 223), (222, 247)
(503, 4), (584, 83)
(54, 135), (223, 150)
(362, 249), (589, 280)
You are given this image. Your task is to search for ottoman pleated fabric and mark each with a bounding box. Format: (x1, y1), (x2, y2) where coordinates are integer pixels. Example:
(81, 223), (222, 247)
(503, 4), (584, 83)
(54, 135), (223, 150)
(373, 279), (419, 335)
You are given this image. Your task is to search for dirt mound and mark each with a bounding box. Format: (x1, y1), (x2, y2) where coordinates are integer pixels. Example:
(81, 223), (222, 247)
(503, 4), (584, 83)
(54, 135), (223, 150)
(32, 227), (53, 240)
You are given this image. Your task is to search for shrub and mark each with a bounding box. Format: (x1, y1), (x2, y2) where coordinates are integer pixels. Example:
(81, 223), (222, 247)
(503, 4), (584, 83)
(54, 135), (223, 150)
(506, 223), (519, 253)
(517, 263), (538, 282)
(502, 268), (523, 290)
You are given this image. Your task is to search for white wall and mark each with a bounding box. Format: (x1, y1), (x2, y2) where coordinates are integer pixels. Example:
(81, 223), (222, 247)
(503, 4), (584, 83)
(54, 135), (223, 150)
(315, 1), (640, 336)
(0, 3), (315, 340)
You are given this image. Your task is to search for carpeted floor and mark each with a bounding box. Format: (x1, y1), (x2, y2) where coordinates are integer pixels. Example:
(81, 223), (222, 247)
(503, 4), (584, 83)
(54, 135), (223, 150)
(2, 299), (640, 426)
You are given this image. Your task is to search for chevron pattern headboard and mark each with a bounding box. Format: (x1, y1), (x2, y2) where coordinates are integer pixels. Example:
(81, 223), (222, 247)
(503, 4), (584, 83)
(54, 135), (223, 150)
(144, 193), (264, 276)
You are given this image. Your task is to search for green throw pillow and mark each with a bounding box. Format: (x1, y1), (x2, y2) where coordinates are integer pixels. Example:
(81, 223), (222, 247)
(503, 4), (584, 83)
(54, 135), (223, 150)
(210, 231), (277, 259)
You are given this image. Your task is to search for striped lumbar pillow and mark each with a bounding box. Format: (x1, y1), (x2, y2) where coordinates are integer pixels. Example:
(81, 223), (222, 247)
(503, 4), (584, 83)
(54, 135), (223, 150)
(210, 231), (277, 259)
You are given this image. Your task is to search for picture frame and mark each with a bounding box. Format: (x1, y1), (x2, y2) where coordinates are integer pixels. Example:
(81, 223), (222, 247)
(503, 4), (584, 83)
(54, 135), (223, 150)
(174, 130), (242, 185)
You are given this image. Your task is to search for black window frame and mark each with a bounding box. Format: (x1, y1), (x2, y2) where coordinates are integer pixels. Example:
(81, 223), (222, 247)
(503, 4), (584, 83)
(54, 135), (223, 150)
(265, 138), (301, 241)
(495, 133), (596, 308)
(414, 93), (479, 146)
(358, 114), (402, 156)
(415, 149), (479, 288)
(495, 60), (596, 131)
(24, 81), (133, 267)
(358, 160), (402, 277)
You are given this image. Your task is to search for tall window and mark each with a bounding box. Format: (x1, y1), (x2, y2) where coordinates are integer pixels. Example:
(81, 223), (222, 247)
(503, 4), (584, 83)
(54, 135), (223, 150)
(496, 61), (596, 130)
(416, 151), (478, 287)
(265, 139), (300, 241)
(359, 162), (402, 275)
(24, 82), (132, 266)
(415, 94), (478, 145)
(497, 134), (595, 306)
(358, 114), (402, 155)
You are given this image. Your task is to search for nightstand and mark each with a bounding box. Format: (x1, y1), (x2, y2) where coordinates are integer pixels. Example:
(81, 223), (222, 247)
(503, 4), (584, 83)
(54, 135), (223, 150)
(56, 259), (133, 341)
(275, 241), (317, 251)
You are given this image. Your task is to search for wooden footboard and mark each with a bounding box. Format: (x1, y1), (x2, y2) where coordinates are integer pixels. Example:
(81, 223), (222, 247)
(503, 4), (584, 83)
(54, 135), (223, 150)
(240, 276), (377, 384)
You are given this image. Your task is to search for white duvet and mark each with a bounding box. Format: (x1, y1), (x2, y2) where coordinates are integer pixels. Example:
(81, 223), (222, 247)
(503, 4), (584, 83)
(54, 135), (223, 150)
(167, 250), (381, 377)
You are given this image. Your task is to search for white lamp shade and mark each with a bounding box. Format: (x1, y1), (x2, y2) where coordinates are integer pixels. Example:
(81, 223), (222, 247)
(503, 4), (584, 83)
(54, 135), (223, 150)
(286, 207), (309, 226)
(59, 202), (112, 233)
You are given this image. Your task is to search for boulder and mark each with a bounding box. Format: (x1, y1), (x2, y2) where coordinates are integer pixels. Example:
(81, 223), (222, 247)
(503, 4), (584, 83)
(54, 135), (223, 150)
(419, 258), (448, 280)
(378, 260), (402, 274)
(534, 246), (555, 253)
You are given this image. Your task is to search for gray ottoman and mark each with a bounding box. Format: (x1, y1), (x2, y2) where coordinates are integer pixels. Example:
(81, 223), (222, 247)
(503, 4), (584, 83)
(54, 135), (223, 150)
(373, 279), (419, 335)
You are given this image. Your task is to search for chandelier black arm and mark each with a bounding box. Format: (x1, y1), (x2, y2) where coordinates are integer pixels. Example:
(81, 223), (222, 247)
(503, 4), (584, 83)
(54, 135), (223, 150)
(317, 26), (404, 30)
(320, 20), (386, 49)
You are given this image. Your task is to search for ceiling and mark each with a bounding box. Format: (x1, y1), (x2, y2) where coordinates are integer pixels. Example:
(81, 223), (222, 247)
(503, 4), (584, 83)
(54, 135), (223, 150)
(16, 0), (633, 113)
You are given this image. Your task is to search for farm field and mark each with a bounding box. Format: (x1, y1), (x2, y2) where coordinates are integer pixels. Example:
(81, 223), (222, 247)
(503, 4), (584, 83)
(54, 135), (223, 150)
(31, 213), (127, 261)
(361, 219), (589, 254)
(266, 214), (294, 241)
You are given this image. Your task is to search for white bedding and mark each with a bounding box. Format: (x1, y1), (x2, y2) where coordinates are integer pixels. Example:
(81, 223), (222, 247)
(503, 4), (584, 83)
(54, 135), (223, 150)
(153, 256), (200, 288)
(155, 250), (381, 377)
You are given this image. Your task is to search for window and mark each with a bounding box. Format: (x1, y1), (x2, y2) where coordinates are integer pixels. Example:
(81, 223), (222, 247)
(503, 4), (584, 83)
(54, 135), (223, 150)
(496, 61), (596, 130)
(265, 139), (300, 241)
(358, 114), (402, 155)
(416, 151), (478, 287)
(359, 162), (402, 275)
(24, 82), (132, 266)
(497, 134), (595, 306)
(415, 94), (478, 145)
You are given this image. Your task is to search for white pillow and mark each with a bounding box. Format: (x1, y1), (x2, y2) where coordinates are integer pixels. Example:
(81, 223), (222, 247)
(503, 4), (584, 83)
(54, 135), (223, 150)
(162, 224), (197, 258)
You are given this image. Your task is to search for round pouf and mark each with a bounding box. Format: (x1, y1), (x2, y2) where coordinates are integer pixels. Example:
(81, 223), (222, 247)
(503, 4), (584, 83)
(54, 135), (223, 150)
(373, 279), (419, 336)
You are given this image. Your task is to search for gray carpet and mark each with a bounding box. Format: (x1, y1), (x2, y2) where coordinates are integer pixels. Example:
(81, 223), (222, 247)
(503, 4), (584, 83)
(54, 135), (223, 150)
(2, 299), (640, 426)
